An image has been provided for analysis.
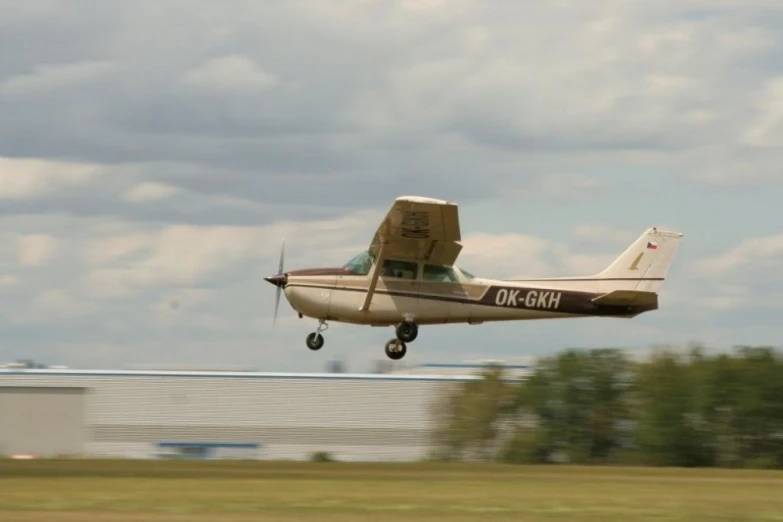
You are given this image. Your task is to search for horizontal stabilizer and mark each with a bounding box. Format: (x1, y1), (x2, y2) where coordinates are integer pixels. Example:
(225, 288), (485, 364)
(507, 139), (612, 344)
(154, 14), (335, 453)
(592, 290), (658, 308)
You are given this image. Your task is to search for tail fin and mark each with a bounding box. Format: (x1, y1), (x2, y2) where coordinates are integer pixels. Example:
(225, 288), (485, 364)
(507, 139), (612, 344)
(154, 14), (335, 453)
(593, 227), (683, 293)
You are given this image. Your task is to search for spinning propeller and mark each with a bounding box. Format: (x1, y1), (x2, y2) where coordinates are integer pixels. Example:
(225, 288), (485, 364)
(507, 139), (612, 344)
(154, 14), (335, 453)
(264, 238), (288, 325)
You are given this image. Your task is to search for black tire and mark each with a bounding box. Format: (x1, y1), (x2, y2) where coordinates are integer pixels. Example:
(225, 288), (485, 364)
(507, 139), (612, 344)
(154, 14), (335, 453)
(306, 332), (324, 351)
(395, 321), (418, 342)
(385, 338), (407, 360)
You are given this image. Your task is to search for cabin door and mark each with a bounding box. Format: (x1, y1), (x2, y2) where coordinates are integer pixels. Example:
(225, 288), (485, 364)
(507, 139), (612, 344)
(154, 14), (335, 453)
(378, 259), (421, 320)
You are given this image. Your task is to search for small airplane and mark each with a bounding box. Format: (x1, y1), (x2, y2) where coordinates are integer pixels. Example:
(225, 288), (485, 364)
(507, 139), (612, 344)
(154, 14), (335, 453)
(264, 196), (683, 360)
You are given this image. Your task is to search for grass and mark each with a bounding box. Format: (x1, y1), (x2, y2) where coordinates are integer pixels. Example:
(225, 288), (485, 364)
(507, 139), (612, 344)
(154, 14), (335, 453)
(1, 459), (783, 521)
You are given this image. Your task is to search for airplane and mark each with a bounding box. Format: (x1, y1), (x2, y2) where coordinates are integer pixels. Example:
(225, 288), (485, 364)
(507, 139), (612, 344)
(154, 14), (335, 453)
(264, 195), (683, 360)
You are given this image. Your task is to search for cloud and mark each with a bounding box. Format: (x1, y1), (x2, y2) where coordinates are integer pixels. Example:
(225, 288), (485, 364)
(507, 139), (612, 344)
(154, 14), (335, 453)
(0, 61), (121, 97)
(740, 76), (783, 148)
(459, 230), (616, 280)
(691, 234), (783, 277)
(341, 2), (779, 158)
(17, 234), (58, 267)
(82, 231), (154, 266)
(2, 0), (783, 370)
(534, 175), (609, 198)
(25, 288), (99, 322)
(685, 234), (783, 313)
(0, 157), (100, 200)
(123, 182), (181, 203)
(2, 208), (380, 316)
(1, 0), (780, 210)
(180, 55), (279, 93)
(115, 225), (265, 287)
(0, 1), (72, 24)
(460, 233), (554, 278)
(570, 224), (637, 245)
(77, 226), (266, 299)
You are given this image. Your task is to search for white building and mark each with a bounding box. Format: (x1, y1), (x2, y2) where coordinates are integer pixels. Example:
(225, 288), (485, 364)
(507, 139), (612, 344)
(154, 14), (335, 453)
(0, 363), (532, 461)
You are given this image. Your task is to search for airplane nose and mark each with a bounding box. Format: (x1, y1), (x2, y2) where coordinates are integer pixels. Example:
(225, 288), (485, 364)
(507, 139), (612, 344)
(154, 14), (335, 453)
(264, 274), (287, 288)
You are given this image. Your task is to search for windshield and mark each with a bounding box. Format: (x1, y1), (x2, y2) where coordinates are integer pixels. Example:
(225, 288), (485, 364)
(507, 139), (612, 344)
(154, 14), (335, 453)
(343, 251), (374, 275)
(457, 267), (476, 280)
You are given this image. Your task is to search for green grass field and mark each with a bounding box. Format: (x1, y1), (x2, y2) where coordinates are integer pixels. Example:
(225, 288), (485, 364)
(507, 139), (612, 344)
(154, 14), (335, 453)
(1, 459), (783, 521)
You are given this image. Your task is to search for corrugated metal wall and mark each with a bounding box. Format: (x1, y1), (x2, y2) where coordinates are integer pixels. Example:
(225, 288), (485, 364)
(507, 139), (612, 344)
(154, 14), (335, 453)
(0, 371), (473, 461)
(0, 386), (86, 456)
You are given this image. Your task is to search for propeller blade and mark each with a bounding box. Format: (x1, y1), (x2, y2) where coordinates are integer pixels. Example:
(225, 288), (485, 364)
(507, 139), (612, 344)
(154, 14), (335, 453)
(272, 237), (285, 326)
(274, 286), (281, 326)
(277, 237), (285, 275)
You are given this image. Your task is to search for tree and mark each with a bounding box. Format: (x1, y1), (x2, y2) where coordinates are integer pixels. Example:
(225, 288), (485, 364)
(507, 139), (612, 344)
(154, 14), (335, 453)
(712, 346), (783, 468)
(630, 348), (715, 467)
(504, 348), (633, 464)
(429, 344), (783, 469)
(429, 364), (513, 461)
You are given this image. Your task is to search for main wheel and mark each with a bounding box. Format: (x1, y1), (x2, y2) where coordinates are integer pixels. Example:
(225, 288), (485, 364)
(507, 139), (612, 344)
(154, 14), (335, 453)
(306, 332), (324, 351)
(385, 338), (407, 360)
(395, 321), (418, 342)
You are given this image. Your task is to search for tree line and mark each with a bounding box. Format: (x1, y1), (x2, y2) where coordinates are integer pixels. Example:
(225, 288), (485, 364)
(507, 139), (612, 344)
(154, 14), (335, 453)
(429, 345), (783, 468)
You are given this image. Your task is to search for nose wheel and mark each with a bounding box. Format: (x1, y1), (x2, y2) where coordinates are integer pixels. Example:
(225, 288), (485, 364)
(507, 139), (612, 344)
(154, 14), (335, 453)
(305, 319), (328, 351)
(306, 332), (324, 351)
(385, 338), (407, 360)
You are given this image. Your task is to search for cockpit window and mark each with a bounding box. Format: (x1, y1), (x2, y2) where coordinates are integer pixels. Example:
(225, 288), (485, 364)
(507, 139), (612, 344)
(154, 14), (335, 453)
(423, 264), (459, 283)
(343, 251), (476, 282)
(382, 259), (417, 279)
(343, 251), (374, 275)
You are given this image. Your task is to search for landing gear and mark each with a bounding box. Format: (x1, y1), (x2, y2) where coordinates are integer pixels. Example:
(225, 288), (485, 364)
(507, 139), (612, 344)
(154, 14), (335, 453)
(385, 319), (416, 359)
(385, 338), (407, 360)
(395, 320), (418, 343)
(302, 318), (414, 360)
(306, 333), (324, 351)
(306, 319), (328, 351)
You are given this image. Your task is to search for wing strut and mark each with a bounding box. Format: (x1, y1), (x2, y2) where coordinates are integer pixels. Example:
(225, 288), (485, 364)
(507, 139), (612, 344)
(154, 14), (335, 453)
(359, 242), (386, 311)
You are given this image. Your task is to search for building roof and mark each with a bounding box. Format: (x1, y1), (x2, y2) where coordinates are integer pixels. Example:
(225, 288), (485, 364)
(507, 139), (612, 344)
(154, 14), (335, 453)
(0, 361), (533, 382)
(0, 367), (482, 382)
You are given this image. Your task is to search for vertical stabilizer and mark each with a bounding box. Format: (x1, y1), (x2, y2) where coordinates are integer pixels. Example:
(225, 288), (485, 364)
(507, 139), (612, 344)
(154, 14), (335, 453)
(593, 227), (683, 293)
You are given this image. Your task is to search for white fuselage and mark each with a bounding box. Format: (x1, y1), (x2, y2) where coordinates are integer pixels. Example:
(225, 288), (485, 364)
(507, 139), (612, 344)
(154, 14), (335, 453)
(283, 274), (585, 326)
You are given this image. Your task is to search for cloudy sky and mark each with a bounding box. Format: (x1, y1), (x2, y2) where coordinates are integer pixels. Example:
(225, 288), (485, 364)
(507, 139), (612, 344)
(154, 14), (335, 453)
(1, 0), (783, 373)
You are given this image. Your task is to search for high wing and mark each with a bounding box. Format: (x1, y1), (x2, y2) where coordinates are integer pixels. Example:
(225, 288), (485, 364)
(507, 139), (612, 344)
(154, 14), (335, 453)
(368, 196), (463, 266)
(359, 196), (462, 311)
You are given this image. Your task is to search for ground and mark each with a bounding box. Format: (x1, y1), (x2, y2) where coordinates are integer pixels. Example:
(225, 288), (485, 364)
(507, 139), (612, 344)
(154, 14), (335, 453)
(1, 459), (782, 521)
